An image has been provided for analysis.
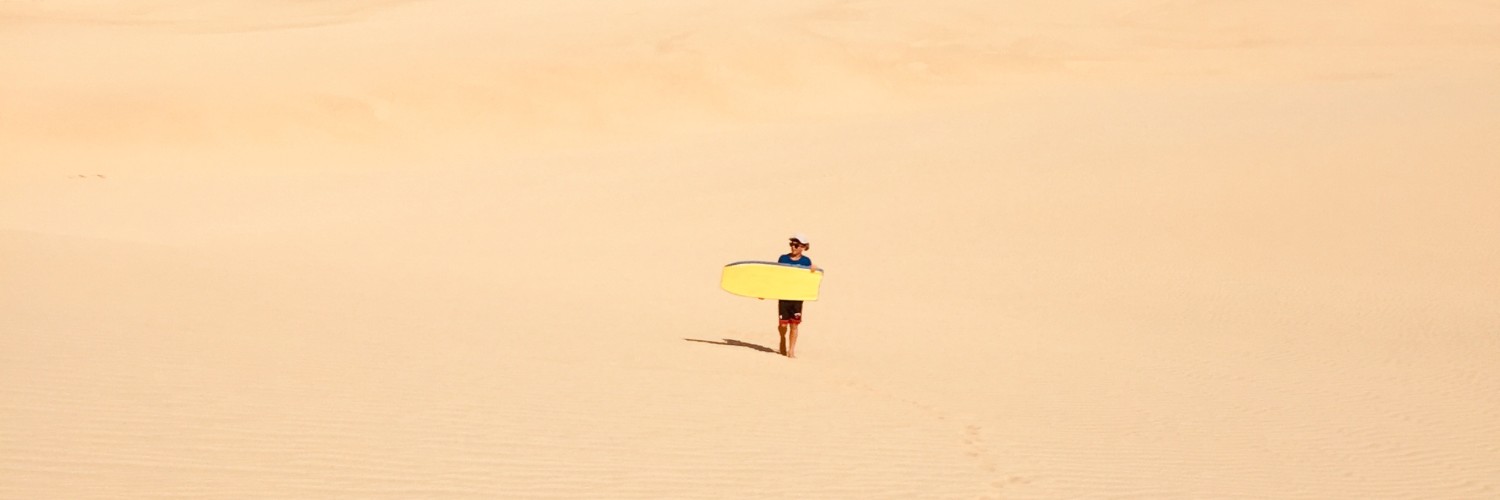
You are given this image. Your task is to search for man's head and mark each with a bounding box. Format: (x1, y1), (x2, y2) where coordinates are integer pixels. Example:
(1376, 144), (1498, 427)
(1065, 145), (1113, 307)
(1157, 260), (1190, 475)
(789, 233), (810, 255)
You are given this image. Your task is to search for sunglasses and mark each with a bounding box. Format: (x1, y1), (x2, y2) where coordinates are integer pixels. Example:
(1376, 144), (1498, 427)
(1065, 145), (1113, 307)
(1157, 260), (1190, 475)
(789, 242), (807, 248)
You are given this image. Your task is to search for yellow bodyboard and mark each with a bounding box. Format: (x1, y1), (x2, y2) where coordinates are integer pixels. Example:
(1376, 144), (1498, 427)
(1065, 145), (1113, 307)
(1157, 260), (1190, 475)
(720, 261), (824, 301)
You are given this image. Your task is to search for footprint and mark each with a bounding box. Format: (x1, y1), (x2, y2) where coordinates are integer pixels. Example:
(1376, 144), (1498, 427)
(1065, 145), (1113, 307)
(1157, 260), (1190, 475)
(832, 375), (1006, 494)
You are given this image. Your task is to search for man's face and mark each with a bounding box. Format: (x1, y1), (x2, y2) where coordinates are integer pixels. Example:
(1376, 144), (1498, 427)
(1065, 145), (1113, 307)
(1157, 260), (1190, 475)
(789, 241), (807, 255)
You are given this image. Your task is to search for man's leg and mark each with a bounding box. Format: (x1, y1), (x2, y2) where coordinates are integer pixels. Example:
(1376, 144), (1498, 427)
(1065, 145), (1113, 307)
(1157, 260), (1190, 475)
(778, 323), (789, 355)
(786, 323), (799, 358)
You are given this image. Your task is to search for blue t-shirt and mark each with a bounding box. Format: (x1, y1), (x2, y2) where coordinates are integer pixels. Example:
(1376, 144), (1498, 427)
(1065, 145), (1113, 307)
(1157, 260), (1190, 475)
(778, 254), (812, 267)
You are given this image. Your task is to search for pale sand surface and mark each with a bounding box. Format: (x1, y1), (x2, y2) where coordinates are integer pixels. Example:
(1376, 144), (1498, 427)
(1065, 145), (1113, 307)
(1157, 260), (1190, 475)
(3, 1), (1500, 498)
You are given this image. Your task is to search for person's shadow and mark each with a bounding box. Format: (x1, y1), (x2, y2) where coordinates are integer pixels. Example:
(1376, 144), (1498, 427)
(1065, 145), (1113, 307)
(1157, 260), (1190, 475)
(684, 338), (777, 354)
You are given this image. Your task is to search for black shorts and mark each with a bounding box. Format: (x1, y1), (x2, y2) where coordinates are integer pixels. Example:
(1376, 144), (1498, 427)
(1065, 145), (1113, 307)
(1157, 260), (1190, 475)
(778, 300), (804, 324)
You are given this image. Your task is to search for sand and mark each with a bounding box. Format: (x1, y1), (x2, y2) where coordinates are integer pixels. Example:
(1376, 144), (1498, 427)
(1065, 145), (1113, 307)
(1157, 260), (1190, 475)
(3, 1), (1499, 498)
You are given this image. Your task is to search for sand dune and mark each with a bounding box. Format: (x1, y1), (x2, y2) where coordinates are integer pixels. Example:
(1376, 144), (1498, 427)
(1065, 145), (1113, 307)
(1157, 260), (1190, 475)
(3, 1), (1499, 498)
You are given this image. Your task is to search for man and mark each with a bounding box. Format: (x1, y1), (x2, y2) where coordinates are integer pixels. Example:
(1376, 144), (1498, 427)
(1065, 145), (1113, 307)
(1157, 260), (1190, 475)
(775, 233), (819, 358)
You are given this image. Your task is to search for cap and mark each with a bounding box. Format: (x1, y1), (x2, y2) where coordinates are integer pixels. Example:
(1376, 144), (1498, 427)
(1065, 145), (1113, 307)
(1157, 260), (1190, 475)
(789, 233), (810, 245)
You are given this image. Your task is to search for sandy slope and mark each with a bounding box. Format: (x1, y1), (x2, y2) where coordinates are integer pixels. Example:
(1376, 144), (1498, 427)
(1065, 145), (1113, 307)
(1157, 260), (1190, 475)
(3, 1), (1499, 498)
